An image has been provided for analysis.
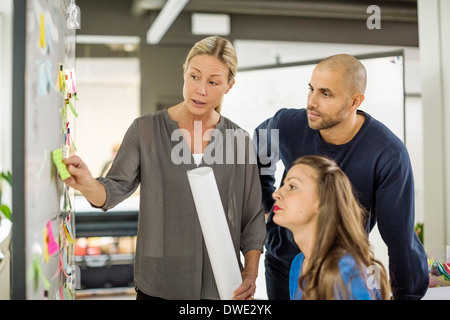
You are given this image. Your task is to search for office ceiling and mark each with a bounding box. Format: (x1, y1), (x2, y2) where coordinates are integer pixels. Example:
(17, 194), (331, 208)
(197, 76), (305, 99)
(131, 0), (418, 23)
(75, 0), (420, 56)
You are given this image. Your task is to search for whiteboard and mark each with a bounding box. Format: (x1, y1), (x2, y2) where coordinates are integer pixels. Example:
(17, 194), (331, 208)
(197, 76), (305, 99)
(23, 0), (77, 299)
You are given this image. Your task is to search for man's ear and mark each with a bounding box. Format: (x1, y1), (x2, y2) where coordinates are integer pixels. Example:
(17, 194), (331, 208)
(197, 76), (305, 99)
(349, 93), (365, 111)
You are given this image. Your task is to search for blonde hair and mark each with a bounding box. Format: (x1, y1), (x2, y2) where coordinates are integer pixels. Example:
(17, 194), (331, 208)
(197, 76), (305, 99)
(293, 155), (390, 300)
(183, 36), (237, 113)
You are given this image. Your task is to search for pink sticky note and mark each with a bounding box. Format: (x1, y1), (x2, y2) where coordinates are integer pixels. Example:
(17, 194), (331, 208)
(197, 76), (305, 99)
(46, 221), (60, 255)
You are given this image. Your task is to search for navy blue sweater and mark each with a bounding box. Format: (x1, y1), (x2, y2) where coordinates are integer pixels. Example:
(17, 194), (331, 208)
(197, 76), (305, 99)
(255, 108), (428, 300)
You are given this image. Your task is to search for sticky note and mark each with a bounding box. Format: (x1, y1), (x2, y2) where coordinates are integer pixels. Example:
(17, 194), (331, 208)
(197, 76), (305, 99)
(68, 97), (78, 117)
(71, 70), (77, 94)
(32, 254), (51, 291)
(63, 221), (75, 243)
(51, 148), (71, 180)
(57, 63), (64, 92)
(43, 227), (49, 262)
(39, 13), (46, 49)
(46, 221), (60, 256)
(37, 60), (52, 96)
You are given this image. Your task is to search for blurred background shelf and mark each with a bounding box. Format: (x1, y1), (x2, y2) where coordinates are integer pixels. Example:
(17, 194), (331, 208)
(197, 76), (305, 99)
(74, 195), (139, 297)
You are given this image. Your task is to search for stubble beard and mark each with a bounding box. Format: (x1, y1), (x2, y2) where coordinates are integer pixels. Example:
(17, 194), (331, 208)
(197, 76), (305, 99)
(307, 104), (349, 131)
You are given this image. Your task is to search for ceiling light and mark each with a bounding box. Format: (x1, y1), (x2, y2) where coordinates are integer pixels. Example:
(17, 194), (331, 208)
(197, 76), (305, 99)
(76, 35), (140, 45)
(191, 13), (230, 36)
(146, 0), (190, 44)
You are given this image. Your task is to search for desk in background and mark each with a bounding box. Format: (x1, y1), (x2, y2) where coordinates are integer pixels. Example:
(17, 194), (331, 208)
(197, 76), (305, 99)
(74, 195), (139, 290)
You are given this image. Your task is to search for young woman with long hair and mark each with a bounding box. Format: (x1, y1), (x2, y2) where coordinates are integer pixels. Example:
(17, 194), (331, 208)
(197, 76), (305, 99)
(272, 155), (390, 300)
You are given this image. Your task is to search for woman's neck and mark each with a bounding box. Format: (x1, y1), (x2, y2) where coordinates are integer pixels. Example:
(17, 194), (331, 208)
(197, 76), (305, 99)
(293, 226), (316, 272)
(169, 102), (220, 130)
(168, 102), (220, 154)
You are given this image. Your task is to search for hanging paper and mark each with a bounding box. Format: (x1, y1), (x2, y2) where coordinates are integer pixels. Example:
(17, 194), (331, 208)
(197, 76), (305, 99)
(70, 69), (77, 95)
(37, 60), (53, 95)
(68, 94), (78, 117)
(46, 221), (60, 256)
(43, 227), (50, 262)
(64, 70), (71, 95)
(31, 254), (51, 291)
(63, 220), (76, 243)
(43, 220), (59, 262)
(62, 249), (73, 276)
(57, 63), (64, 92)
(39, 13), (46, 49)
(70, 134), (78, 153)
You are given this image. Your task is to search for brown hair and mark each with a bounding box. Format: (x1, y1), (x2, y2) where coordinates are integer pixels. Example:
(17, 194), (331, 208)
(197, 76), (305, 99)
(183, 36), (237, 113)
(293, 155), (390, 299)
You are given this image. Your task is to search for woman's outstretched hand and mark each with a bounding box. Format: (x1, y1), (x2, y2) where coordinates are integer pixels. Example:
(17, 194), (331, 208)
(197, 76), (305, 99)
(63, 155), (107, 207)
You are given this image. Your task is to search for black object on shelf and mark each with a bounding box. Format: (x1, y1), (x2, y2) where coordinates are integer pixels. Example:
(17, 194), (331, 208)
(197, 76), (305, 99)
(76, 254), (135, 289)
(75, 210), (138, 238)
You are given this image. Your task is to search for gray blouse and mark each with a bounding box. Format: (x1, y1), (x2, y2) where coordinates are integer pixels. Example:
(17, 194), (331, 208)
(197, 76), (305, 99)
(96, 109), (266, 299)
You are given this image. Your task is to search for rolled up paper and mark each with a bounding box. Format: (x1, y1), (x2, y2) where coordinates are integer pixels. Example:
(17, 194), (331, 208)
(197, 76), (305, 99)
(187, 167), (242, 300)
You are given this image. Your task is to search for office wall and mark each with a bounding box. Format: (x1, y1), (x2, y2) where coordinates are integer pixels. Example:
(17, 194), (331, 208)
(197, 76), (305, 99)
(75, 57), (141, 177)
(0, 0), (13, 301)
(75, 0), (420, 114)
(0, 1), (13, 179)
(12, 0), (78, 299)
(139, 45), (188, 115)
(418, 0), (450, 254)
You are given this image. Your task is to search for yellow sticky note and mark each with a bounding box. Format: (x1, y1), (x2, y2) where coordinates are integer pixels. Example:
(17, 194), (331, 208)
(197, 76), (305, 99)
(39, 14), (46, 49)
(63, 221), (75, 243)
(51, 148), (71, 180)
(43, 227), (49, 262)
(57, 63), (65, 92)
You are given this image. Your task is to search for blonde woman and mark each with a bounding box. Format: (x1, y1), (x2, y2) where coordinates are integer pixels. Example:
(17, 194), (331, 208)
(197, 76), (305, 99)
(63, 36), (265, 300)
(272, 155), (390, 300)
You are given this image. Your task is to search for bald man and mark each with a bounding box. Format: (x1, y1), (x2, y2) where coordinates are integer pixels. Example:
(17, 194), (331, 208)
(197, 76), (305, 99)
(254, 54), (428, 300)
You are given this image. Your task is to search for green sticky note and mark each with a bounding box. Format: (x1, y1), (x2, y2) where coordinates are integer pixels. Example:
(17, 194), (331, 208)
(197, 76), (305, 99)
(51, 148), (71, 180)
